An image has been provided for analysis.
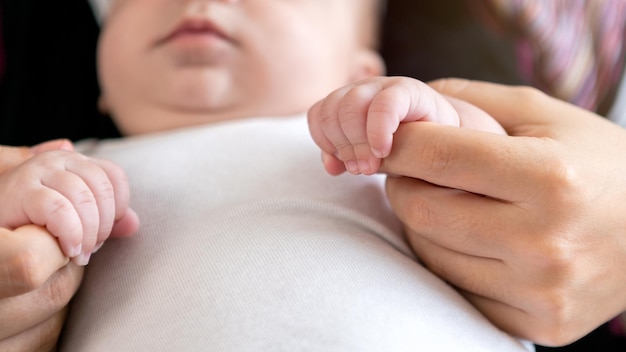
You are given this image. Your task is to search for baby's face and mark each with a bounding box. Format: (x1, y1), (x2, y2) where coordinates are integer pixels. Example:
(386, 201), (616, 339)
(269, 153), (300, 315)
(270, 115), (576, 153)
(99, 0), (382, 135)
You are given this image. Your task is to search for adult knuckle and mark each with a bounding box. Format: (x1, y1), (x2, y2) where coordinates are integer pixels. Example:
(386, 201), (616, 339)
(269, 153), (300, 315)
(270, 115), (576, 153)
(533, 232), (577, 277)
(530, 305), (581, 347)
(8, 248), (49, 292)
(37, 311), (67, 352)
(511, 85), (549, 105)
(40, 268), (79, 309)
(528, 145), (584, 206)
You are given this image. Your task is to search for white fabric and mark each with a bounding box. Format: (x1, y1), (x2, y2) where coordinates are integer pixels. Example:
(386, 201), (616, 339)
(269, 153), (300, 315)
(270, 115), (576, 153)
(88, 0), (109, 23)
(60, 115), (532, 352)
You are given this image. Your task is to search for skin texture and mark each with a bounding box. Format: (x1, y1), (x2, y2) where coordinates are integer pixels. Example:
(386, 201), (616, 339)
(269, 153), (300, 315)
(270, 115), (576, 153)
(381, 78), (626, 346)
(307, 76), (506, 176)
(0, 147), (139, 266)
(0, 142), (84, 352)
(99, 0), (384, 135)
(0, 1), (383, 350)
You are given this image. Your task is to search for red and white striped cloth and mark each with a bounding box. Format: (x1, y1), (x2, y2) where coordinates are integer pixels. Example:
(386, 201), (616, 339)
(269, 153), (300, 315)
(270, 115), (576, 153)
(482, 0), (626, 112)
(479, 0), (626, 338)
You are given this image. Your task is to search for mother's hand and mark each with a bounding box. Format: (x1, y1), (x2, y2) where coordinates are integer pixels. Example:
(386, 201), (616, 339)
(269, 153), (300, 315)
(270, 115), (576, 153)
(0, 141), (82, 351)
(380, 79), (626, 346)
(0, 225), (83, 351)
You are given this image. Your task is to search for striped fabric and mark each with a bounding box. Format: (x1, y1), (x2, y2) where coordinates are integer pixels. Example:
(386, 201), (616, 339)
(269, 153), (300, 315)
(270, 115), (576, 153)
(483, 0), (626, 112)
(479, 0), (626, 339)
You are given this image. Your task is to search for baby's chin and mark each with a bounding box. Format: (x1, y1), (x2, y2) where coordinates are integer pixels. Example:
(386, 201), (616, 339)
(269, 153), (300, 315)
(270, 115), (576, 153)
(108, 104), (256, 136)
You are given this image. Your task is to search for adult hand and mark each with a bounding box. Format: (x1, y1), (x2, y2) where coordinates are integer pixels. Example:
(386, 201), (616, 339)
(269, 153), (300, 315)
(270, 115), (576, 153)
(0, 142), (82, 351)
(1, 140), (139, 242)
(0, 140), (131, 350)
(0, 225), (83, 351)
(380, 79), (626, 346)
(0, 139), (74, 173)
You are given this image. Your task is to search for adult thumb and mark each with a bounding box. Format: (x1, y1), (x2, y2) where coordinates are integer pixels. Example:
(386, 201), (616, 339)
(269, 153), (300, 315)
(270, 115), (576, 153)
(0, 139), (74, 174)
(428, 78), (555, 132)
(30, 139), (74, 154)
(0, 145), (34, 174)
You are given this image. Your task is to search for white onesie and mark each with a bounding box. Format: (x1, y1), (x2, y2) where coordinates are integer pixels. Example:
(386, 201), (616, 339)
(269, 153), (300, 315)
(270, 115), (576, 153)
(60, 115), (532, 352)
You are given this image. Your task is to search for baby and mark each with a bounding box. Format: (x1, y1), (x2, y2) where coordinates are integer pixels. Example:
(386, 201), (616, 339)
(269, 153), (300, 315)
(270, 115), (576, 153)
(9, 0), (529, 350)
(308, 76), (505, 176)
(0, 136), (138, 265)
(0, 0), (503, 268)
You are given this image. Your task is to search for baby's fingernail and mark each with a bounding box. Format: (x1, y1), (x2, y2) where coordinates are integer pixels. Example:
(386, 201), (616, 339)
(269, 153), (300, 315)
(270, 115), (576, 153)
(358, 160), (371, 174)
(372, 148), (384, 158)
(69, 243), (82, 258)
(74, 252), (92, 266)
(92, 242), (104, 253)
(346, 160), (359, 174)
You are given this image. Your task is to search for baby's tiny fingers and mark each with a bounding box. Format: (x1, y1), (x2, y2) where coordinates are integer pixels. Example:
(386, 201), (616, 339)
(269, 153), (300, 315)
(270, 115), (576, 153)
(317, 94), (360, 174)
(307, 101), (342, 156)
(66, 157), (120, 247)
(321, 151), (347, 176)
(24, 187), (84, 259)
(366, 84), (411, 159)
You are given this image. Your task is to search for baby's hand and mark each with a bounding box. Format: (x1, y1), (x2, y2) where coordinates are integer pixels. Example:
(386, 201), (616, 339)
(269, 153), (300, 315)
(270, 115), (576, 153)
(0, 150), (138, 266)
(308, 77), (461, 176)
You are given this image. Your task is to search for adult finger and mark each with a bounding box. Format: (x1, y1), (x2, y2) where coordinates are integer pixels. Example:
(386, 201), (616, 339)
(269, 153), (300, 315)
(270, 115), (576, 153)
(406, 231), (521, 310)
(0, 225), (71, 297)
(30, 139), (74, 154)
(0, 263), (81, 343)
(0, 139), (75, 175)
(384, 176), (524, 258)
(379, 122), (560, 202)
(428, 78), (582, 133)
(0, 146), (33, 175)
(463, 291), (583, 346)
(0, 307), (67, 352)
(0, 256), (82, 340)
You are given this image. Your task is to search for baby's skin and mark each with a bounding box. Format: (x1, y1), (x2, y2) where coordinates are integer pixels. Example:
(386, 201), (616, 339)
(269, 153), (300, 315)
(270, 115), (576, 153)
(0, 141), (138, 265)
(308, 76), (506, 176)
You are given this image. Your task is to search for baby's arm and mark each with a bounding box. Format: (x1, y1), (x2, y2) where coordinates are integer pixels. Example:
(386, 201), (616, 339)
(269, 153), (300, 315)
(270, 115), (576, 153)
(308, 77), (506, 175)
(0, 149), (138, 265)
